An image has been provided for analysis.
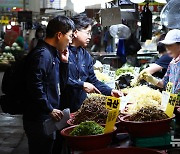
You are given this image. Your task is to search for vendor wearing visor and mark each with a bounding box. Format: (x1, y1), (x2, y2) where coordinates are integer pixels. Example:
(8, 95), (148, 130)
(138, 29), (180, 95)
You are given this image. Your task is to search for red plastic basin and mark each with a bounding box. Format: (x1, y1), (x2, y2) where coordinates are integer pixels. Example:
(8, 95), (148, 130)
(120, 114), (175, 137)
(61, 125), (117, 151)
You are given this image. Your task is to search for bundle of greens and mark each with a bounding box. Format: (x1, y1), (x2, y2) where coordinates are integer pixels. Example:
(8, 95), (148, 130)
(115, 64), (134, 76)
(70, 121), (104, 136)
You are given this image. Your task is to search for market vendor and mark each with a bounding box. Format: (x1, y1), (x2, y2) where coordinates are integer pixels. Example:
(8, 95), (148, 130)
(141, 41), (172, 78)
(60, 14), (122, 112)
(138, 29), (180, 94)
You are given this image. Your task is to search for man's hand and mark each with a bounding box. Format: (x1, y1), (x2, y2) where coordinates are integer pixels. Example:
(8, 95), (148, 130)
(111, 89), (123, 98)
(83, 82), (101, 94)
(60, 48), (69, 63)
(49, 109), (64, 121)
(139, 70), (159, 85)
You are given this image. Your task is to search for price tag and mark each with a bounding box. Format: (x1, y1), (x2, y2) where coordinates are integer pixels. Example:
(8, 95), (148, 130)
(109, 71), (115, 78)
(104, 109), (119, 133)
(105, 96), (120, 110)
(161, 91), (170, 111)
(103, 64), (110, 75)
(166, 82), (173, 93)
(165, 93), (178, 117)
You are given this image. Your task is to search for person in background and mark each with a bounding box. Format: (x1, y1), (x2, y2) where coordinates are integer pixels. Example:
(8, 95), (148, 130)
(141, 41), (172, 78)
(104, 27), (113, 52)
(91, 22), (102, 52)
(29, 26), (46, 51)
(125, 33), (141, 66)
(60, 14), (122, 113)
(23, 16), (74, 154)
(103, 27), (108, 51)
(139, 29), (180, 94)
(15, 32), (25, 49)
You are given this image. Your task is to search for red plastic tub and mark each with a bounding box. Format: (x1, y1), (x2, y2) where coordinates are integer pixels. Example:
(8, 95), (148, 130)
(61, 125), (117, 151)
(120, 114), (175, 137)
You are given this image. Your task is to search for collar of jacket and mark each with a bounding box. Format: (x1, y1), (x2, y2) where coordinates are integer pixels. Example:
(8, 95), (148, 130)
(69, 45), (87, 56)
(37, 40), (60, 59)
(69, 45), (81, 52)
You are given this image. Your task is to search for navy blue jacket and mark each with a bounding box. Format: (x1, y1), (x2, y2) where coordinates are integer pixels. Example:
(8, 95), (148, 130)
(60, 46), (112, 112)
(23, 40), (68, 121)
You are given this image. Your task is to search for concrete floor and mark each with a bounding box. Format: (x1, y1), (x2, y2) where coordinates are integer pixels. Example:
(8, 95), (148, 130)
(0, 72), (28, 154)
(0, 113), (28, 154)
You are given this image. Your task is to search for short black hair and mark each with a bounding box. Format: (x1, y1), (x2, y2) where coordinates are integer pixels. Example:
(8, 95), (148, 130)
(157, 42), (166, 53)
(46, 16), (75, 38)
(71, 14), (93, 30)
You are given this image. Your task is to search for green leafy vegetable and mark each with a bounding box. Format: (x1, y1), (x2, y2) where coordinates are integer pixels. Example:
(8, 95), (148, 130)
(115, 64), (134, 76)
(70, 121), (105, 136)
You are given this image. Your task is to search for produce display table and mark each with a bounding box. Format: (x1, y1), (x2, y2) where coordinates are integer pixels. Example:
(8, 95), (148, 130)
(137, 49), (159, 64)
(91, 52), (122, 68)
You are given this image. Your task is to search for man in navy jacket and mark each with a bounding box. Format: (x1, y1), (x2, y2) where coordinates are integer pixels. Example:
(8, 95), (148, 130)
(60, 14), (122, 112)
(23, 16), (74, 154)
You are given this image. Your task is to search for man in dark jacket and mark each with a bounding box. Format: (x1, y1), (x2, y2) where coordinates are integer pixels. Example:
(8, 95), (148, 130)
(60, 14), (122, 112)
(23, 16), (74, 154)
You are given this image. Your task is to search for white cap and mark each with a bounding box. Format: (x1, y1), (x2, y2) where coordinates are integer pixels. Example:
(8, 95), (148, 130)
(160, 29), (180, 45)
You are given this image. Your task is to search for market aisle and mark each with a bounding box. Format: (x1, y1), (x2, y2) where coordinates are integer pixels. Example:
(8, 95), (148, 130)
(0, 112), (28, 154)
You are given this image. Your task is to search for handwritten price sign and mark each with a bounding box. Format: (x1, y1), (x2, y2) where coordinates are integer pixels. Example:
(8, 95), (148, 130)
(165, 93), (178, 117)
(104, 109), (119, 133)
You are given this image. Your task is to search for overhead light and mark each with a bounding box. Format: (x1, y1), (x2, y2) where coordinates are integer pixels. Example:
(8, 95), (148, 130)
(7, 25), (12, 30)
(137, 22), (141, 26)
(74, 5), (85, 13)
(130, 0), (145, 3)
(10, 21), (16, 26)
(69, 0), (113, 13)
(72, 0), (112, 7)
(154, 0), (167, 3)
(73, 0), (85, 13)
(41, 21), (48, 26)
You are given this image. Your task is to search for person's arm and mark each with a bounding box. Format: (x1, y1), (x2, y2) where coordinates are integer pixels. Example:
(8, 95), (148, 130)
(157, 80), (164, 88)
(68, 77), (84, 88)
(139, 66), (170, 89)
(161, 64), (171, 89)
(87, 63), (123, 97)
(87, 56), (112, 96)
(59, 49), (69, 90)
(144, 63), (163, 75)
(26, 51), (54, 114)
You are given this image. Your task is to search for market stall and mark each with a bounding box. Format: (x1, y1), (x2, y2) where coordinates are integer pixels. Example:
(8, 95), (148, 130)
(58, 60), (180, 153)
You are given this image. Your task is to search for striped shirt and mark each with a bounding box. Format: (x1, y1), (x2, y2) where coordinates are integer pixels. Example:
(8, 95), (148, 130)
(163, 58), (180, 94)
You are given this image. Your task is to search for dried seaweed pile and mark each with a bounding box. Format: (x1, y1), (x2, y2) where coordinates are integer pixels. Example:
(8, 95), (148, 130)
(128, 106), (169, 122)
(71, 95), (109, 125)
